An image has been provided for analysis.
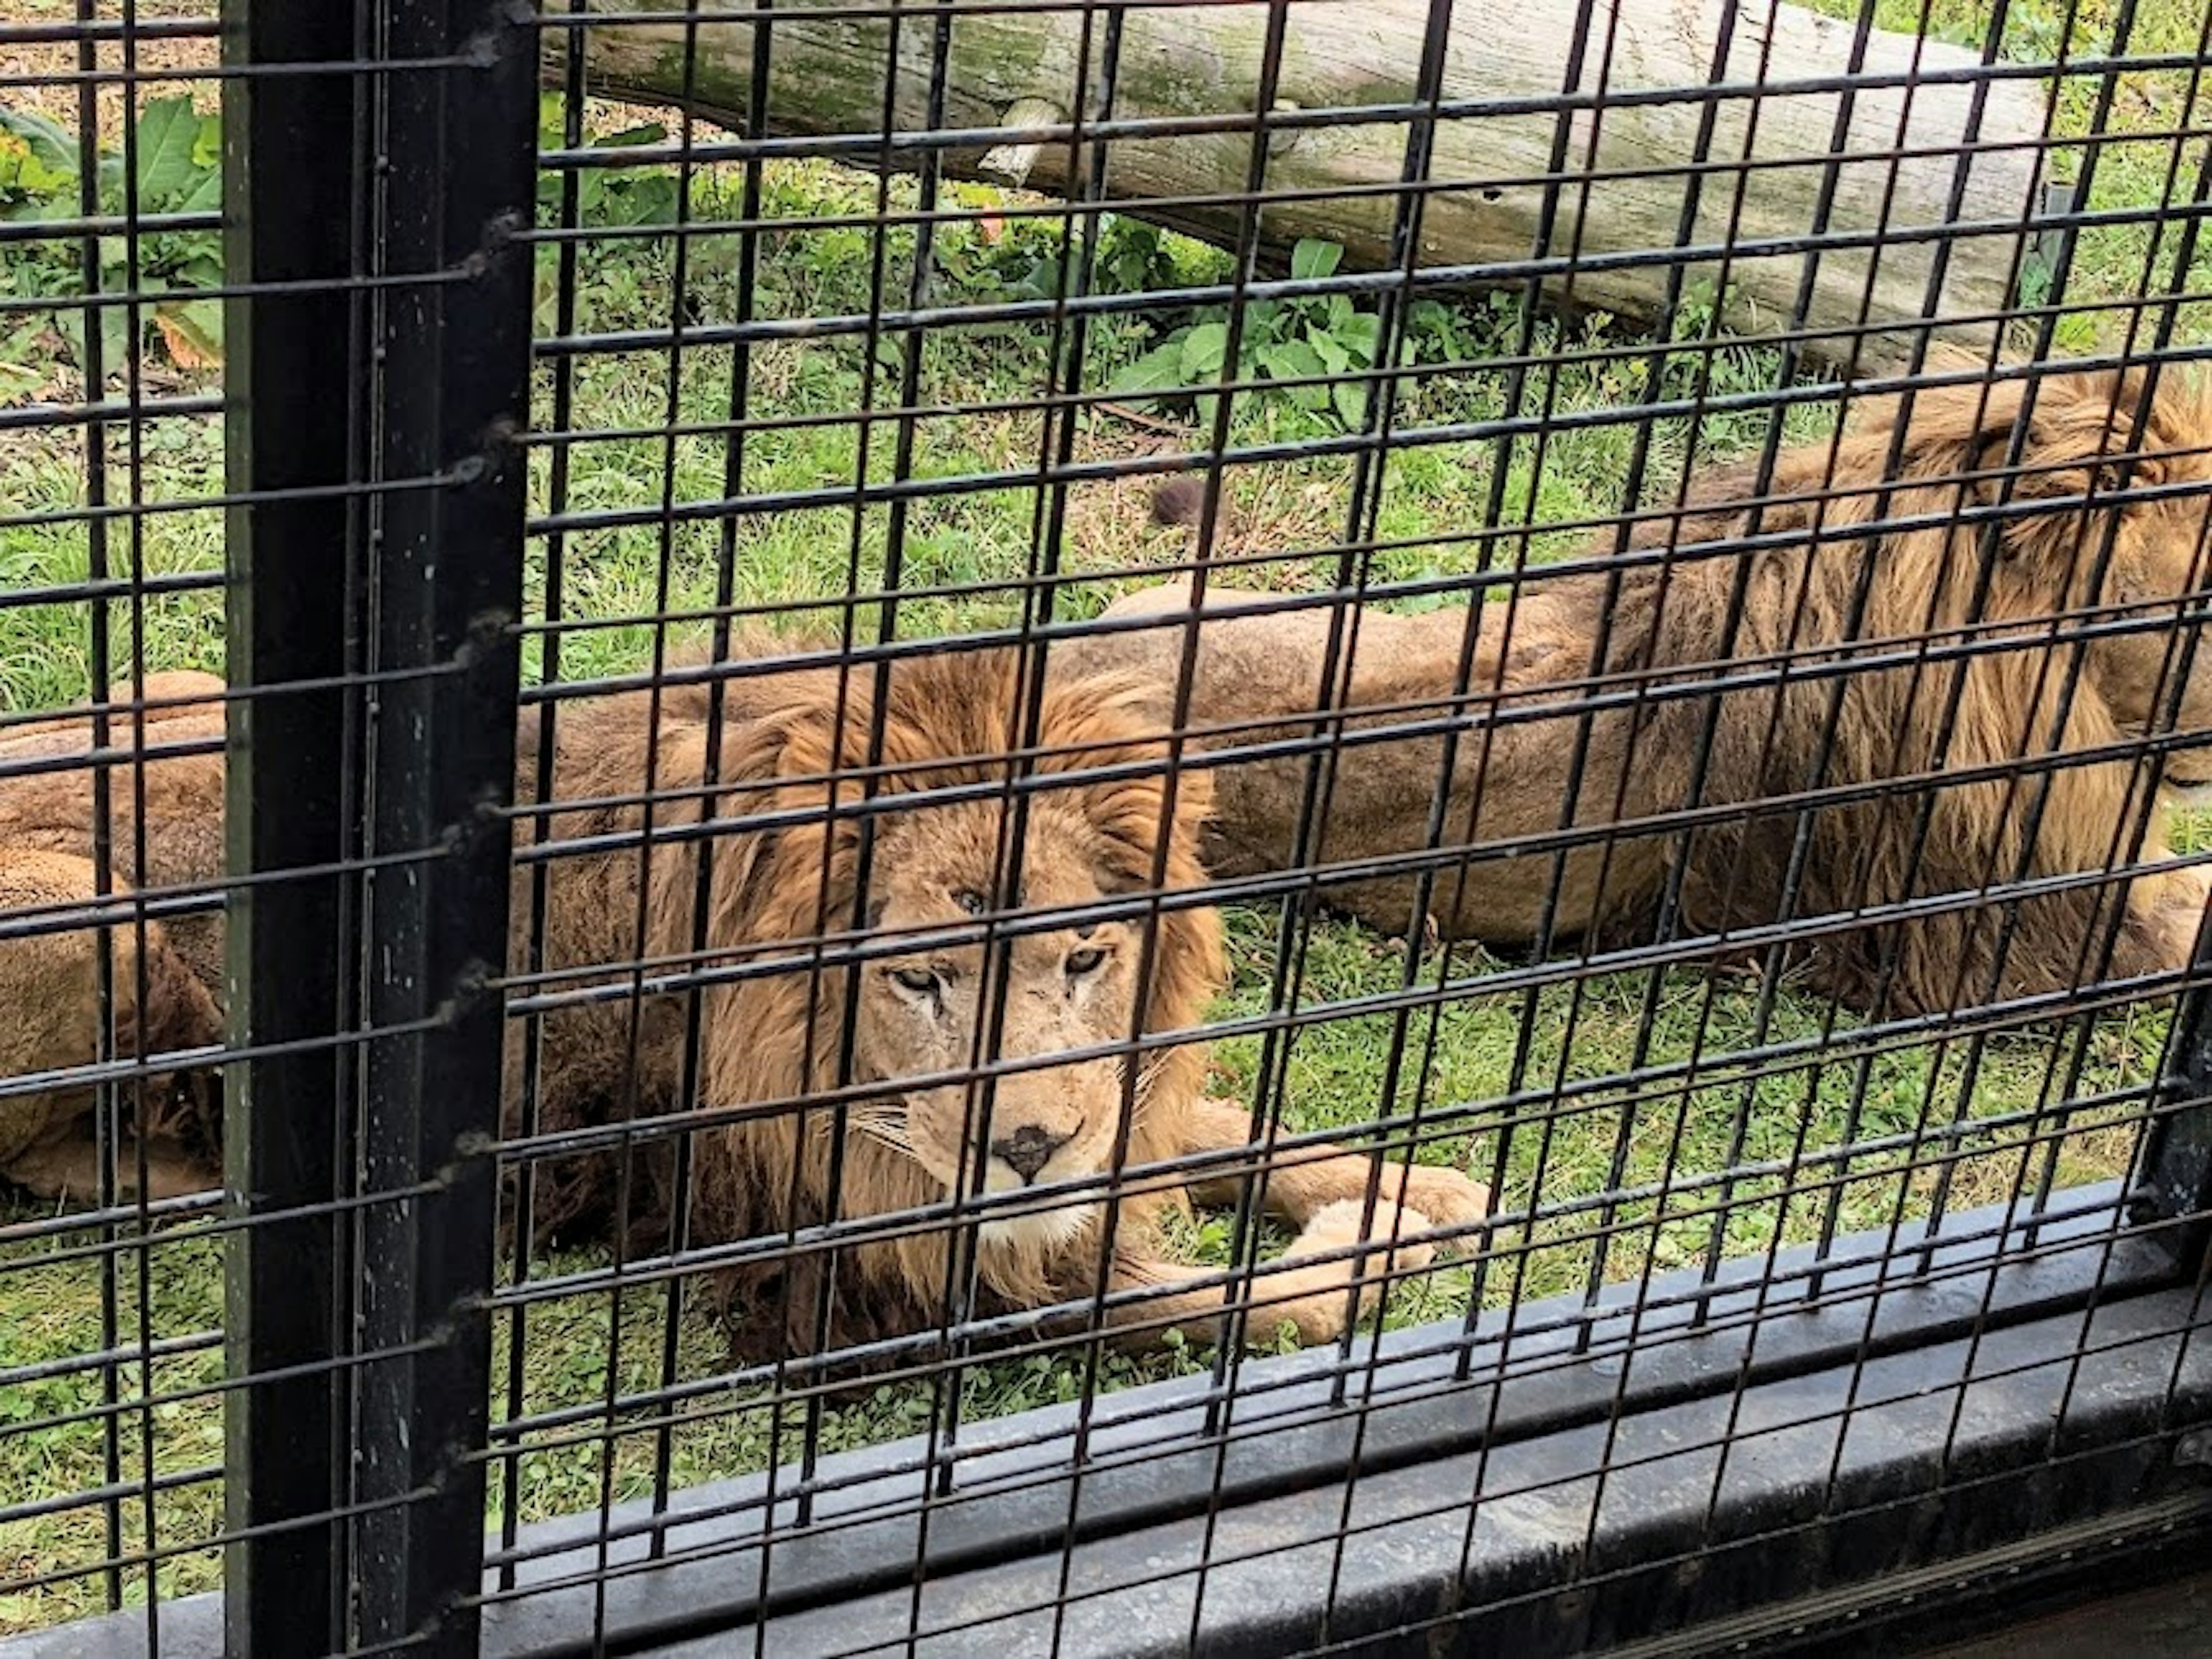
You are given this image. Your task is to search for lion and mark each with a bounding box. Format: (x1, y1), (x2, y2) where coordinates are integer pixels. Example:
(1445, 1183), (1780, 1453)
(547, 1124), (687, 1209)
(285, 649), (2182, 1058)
(1059, 366), (2212, 1018)
(511, 639), (1491, 1363)
(0, 849), (222, 1204)
(0, 648), (1492, 1358)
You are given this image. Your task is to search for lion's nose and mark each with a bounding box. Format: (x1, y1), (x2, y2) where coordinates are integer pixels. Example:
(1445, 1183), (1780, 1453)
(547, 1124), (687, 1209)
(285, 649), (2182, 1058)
(990, 1123), (1071, 1184)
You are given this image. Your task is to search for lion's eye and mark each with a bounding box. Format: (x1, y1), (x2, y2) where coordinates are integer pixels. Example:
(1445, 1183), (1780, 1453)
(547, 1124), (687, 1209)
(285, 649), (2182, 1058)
(891, 966), (943, 997)
(1065, 947), (1107, 977)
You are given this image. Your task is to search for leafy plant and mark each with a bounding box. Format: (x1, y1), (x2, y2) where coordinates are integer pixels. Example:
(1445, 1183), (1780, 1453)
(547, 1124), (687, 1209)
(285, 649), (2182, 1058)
(0, 96), (225, 381)
(0, 108), (75, 209)
(921, 206), (1183, 311)
(533, 95), (680, 230)
(531, 96), (682, 335)
(1111, 238), (1397, 433)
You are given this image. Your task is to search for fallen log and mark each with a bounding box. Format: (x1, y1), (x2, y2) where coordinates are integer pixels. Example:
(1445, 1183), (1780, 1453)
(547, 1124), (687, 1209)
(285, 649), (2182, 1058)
(561, 0), (2047, 369)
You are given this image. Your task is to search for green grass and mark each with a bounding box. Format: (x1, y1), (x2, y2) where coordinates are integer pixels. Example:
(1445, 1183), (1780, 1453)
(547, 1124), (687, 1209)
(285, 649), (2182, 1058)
(5, 0), (2210, 1631)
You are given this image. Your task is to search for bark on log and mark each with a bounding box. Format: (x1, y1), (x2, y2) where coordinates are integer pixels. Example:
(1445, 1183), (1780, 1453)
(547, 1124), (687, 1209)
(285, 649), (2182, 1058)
(564, 0), (2045, 369)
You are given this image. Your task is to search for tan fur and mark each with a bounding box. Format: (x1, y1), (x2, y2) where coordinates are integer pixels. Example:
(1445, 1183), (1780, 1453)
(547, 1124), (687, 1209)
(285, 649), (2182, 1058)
(0, 674), (228, 994)
(1062, 368), (2212, 1017)
(0, 647), (1491, 1355)
(0, 850), (222, 1203)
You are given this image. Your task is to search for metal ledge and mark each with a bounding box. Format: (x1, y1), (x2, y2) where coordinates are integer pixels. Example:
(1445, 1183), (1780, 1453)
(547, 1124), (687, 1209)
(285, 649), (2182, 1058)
(7, 1185), (2206, 1658)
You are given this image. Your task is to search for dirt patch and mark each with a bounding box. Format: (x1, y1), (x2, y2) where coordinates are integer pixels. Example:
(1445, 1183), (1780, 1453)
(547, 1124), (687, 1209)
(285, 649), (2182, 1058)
(3, 0), (217, 137)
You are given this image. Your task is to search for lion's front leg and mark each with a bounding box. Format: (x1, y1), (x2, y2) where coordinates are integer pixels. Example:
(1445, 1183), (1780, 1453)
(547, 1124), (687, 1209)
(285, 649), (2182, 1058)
(7, 1126), (218, 1206)
(1103, 1202), (1437, 1349)
(2101, 853), (2212, 984)
(1172, 1096), (1492, 1250)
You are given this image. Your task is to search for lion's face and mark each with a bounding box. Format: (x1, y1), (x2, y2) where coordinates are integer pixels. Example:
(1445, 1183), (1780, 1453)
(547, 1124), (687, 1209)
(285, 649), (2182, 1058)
(847, 792), (1157, 1247)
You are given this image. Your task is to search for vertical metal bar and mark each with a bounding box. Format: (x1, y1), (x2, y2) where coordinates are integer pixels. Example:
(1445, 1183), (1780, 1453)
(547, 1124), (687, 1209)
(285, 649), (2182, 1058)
(350, 0), (537, 1649)
(2139, 908), (2212, 1271)
(219, 1), (363, 1653)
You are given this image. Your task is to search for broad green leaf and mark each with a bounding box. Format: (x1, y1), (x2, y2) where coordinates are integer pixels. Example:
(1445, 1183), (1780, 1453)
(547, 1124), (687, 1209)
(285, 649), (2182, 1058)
(1012, 253), (1063, 301)
(1335, 312), (1380, 363)
(1257, 339), (1331, 411)
(132, 95), (209, 210)
(1178, 320), (1229, 380)
(175, 158), (222, 215)
(190, 112), (221, 173)
(612, 175), (677, 227)
(1333, 378), (1369, 430)
(0, 128), (73, 199)
(593, 124), (669, 149)
(0, 108), (78, 185)
(1308, 328), (1350, 374)
(1257, 338), (1322, 380)
(1111, 340), (1185, 396)
(1290, 237), (1342, 282)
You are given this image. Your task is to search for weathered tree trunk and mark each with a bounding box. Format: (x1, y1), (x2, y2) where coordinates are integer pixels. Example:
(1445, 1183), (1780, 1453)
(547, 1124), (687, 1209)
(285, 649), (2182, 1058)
(565, 0), (2044, 369)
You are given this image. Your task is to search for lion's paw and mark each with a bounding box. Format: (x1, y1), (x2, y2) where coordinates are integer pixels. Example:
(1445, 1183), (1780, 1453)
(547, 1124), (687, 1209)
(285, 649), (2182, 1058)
(1290, 1197), (1438, 1275)
(1388, 1164), (1493, 1251)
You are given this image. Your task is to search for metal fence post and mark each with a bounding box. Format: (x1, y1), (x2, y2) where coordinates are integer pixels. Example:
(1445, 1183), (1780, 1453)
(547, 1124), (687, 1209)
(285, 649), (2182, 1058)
(224, 0), (535, 1653)
(350, 0), (538, 1650)
(220, 3), (367, 1652)
(2140, 908), (2212, 1272)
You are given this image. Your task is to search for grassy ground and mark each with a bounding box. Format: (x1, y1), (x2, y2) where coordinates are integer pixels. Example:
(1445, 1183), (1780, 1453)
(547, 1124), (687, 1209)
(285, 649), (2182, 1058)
(4, 0), (2211, 1634)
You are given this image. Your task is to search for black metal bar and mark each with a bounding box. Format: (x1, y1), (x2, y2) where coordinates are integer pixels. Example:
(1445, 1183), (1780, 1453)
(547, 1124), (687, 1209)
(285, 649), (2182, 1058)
(348, 0), (537, 1649)
(218, 0), (365, 1651)
(2138, 914), (2212, 1274)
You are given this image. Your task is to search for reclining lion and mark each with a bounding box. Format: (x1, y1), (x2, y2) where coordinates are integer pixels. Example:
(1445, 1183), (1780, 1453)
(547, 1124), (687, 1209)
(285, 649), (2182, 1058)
(1060, 366), (2212, 1017)
(0, 649), (1490, 1361)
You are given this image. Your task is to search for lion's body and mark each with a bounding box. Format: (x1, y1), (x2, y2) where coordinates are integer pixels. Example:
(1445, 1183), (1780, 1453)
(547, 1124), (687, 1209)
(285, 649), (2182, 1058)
(0, 673), (229, 994)
(0, 649), (1488, 1359)
(1065, 369), (2212, 1017)
(0, 849), (222, 1202)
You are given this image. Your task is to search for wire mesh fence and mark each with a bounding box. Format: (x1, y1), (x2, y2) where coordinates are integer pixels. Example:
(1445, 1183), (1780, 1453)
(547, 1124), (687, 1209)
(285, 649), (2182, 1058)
(4, 0), (2212, 1653)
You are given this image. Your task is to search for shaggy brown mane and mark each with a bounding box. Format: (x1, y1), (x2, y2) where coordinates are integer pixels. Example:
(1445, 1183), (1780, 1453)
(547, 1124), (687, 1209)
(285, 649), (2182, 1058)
(1065, 365), (2212, 1018)
(635, 646), (1219, 1355)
